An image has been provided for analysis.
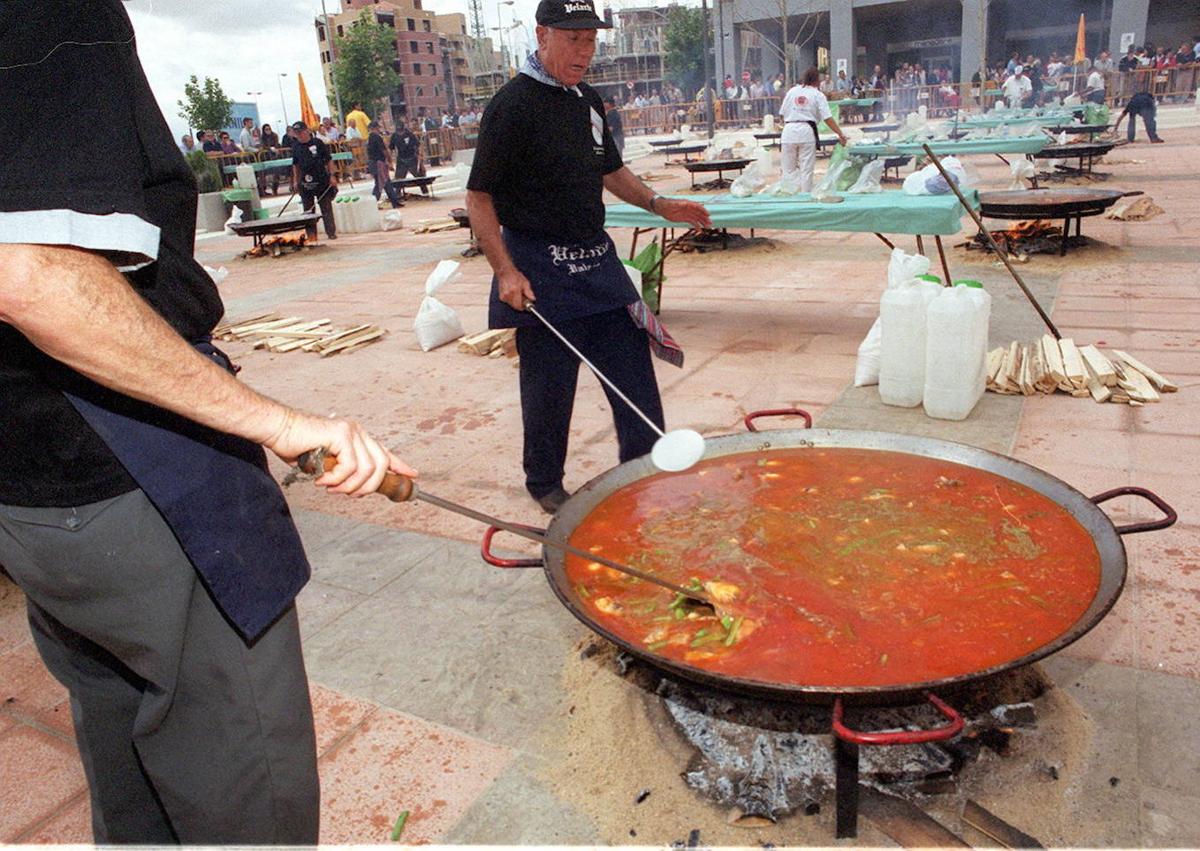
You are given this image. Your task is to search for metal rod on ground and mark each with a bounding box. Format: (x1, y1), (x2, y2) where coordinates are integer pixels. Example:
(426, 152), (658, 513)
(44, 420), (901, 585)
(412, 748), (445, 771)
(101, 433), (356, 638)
(920, 143), (1063, 340)
(277, 192), (297, 217)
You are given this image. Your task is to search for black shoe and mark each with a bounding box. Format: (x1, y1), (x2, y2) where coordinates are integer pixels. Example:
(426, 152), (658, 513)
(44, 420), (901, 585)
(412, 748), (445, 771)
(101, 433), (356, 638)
(533, 486), (571, 514)
(327, 233), (338, 240)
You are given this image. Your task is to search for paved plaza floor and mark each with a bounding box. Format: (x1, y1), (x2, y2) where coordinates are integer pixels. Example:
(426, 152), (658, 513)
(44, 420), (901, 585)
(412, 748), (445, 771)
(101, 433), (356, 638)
(2, 108), (1199, 846)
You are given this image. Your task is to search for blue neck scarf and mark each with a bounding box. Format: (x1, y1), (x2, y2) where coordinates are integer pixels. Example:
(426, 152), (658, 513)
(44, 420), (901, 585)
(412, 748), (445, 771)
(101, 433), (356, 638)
(520, 51), (582, 97)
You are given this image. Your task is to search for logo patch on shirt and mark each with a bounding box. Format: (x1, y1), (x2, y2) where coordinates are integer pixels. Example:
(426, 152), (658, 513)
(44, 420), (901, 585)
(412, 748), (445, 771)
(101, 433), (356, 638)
(590, 106), (604, 147)
(795, 96), (808, 105)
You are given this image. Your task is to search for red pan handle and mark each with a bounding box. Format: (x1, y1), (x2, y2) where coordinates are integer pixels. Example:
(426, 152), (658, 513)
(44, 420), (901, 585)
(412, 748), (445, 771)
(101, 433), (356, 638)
(743, 408), (814, 432)
(480, 525), (545, 568)
(832, 691), (964, 746)
(1091, 487), (1177, 535)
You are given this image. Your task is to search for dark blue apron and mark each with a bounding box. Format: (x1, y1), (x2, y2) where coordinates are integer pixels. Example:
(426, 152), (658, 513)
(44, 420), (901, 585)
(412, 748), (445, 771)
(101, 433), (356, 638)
(64, 342), (309, 641)
(488, 228), (637, 329)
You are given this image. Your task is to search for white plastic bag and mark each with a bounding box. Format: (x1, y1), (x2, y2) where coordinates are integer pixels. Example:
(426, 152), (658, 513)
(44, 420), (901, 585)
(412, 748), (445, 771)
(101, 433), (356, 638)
(223, 206), (243, 233)
(845, 159), (885, 194)
(729, 158), (772, 197)
(203, 265), (228, 284)
(854, 249), (931, 386)
(1008, 158), (1036, 190)
(412, 260), (465, 351)
(812, 161), (850, 199)
(762, 169), (804, 196)
(904, 156), (967, 195)
(382, 210), (404, 231)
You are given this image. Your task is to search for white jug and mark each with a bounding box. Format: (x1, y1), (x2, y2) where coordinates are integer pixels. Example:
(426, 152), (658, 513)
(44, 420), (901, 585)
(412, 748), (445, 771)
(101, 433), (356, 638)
(878, 275), (943, 407)
(923, 282), (992, 420)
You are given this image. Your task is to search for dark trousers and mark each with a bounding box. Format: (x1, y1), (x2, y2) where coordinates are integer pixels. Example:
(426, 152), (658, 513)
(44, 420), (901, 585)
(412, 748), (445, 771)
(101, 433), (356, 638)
(1127, 104), (1159, 141)
(515, 307), (664, 498)
(0, 490), (319, 844)
(300, 183), (336, 238)
(371, 160), (401, 208)
(394, 158), (429, 193)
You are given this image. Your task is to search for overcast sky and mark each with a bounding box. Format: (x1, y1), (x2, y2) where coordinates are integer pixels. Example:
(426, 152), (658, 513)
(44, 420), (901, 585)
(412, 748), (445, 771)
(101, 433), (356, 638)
(125, 0), (545, 140)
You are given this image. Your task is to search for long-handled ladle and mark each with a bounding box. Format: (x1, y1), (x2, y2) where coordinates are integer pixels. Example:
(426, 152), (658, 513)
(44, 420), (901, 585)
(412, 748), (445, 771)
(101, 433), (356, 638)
(523, 302), (705, 473)
(295, 450), (719, 610)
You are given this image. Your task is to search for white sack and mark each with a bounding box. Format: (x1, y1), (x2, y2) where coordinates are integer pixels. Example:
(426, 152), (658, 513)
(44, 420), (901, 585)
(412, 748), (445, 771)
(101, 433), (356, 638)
(413, 260), (465, 351)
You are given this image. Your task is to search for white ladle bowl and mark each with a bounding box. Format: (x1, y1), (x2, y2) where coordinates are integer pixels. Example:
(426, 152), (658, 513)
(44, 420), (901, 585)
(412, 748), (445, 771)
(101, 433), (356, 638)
(651, 428), (706, 472)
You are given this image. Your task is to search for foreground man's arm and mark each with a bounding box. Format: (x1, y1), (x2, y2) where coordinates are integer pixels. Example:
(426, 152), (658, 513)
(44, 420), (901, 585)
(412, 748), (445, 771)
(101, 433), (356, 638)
(0, 242), (414, 496)
(602, 166), (712, 230)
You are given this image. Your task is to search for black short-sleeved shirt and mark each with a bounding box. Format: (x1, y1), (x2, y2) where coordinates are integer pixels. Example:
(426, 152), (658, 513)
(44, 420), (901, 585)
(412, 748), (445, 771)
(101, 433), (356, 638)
(366, 131), (388, 163)
(0, 0), (224, 507)
(390, 130), (419, 161)
(467, 73), (624, 241)
(291, 136), (332, 189)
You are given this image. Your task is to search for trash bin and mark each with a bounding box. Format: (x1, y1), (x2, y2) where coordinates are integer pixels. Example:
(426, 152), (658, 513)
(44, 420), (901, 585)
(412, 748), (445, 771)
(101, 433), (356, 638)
(221, 188), (253, 222)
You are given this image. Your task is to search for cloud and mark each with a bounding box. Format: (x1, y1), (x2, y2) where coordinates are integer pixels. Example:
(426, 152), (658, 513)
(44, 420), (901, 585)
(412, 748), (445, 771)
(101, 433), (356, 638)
(125, 0), (333, 138)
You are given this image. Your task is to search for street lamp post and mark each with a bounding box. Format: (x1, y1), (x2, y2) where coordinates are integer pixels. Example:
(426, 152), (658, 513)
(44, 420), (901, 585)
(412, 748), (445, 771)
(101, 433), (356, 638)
(277, 73), (289, 128)
(246, 90), (263, 127)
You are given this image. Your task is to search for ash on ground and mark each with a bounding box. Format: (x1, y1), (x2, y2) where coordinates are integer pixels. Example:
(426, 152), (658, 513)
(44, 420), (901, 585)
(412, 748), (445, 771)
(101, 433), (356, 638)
(629, 649), (1050, 823)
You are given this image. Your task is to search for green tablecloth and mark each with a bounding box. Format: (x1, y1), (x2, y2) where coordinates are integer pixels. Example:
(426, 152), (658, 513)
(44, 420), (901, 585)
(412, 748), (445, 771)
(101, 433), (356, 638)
(834, 97), (881, 107)
(846, 134), (1049, 157)
(605, 190), (979, 236)
(222, 151), (355, 174)
(957, 111), (1077, 129)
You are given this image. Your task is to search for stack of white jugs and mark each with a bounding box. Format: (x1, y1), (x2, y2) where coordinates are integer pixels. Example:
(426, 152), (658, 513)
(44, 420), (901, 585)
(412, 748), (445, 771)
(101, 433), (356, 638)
(332, 195), (381, 234)
(879, 274), (991, 420)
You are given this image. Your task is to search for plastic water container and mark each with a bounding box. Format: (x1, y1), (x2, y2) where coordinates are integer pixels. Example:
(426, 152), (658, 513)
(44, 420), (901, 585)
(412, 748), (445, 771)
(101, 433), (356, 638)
(923, 281), (992, 421)
(234, 164), (261, 211)
(878, 276), (943, 407)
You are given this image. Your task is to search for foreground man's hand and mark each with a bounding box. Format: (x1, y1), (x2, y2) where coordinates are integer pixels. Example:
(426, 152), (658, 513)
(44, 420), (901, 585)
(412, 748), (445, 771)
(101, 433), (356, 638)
(265, 410), (417, 498)
(658, 197), (713, 229)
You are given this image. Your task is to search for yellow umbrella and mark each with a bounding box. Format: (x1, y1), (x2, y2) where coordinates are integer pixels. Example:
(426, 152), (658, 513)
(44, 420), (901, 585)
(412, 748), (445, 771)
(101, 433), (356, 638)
(297, 73), (321, 130)
(1074, 14), (1087, 64)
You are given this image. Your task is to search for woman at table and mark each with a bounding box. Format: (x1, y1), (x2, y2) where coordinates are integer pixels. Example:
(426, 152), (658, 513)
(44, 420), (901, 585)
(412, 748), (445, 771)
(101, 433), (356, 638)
(259, 124), (282, 194)
(778, 67), (849, 193)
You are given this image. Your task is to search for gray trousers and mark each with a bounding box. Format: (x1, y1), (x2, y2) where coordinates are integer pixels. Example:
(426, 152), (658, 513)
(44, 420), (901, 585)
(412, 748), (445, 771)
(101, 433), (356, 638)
(0, 489), (319, 844)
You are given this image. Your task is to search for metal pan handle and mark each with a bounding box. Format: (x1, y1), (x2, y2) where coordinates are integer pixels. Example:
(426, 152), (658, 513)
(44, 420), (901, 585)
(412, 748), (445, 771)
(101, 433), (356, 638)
(480, 525), (545, 568)
(1091, 487), (1177, 535)
(743, 408), (814, 432)
(832, 691), (964, 746)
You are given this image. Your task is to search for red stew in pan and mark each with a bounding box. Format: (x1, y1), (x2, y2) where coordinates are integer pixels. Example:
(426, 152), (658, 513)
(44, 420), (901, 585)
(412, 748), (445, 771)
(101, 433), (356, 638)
(565, 447), (1101, 689)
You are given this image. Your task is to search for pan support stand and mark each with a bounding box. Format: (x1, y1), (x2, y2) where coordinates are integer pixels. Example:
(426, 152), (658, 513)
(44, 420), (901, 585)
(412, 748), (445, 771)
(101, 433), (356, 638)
(835, 736), (861, 838)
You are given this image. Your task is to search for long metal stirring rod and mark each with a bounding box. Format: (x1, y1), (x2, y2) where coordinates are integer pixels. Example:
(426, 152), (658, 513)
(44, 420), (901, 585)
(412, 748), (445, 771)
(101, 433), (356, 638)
(296, 451), (714, 606)
(524, 302), (666, 438)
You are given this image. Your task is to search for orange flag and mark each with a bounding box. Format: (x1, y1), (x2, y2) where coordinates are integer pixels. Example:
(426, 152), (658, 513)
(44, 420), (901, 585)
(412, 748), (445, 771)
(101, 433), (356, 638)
(297, 73), (320, 130)
(1074, 14), (1087, 64)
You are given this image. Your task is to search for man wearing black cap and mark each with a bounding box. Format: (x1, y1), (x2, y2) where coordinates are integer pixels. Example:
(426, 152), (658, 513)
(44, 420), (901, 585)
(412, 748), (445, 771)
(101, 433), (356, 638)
(289, 121), (338, 240)
(467, 0), (711, 514)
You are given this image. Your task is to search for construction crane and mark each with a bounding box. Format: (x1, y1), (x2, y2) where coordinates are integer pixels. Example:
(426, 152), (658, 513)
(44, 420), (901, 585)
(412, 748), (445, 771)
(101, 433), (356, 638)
(469, 0), (486, 40)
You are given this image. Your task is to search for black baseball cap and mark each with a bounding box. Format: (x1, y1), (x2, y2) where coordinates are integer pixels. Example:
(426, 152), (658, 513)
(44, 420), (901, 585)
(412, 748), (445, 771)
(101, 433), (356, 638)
(290, 121), (309, 131)
(535, 0), (611, 29)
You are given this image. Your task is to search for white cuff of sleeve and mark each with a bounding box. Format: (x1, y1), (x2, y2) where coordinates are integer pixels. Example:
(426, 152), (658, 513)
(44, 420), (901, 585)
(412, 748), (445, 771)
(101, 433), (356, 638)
(0, 209), (160, 268)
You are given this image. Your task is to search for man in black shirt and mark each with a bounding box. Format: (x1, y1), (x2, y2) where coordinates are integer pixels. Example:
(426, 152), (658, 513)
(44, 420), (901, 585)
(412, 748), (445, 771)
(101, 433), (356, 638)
(289, 120), (338, 239)
(1116, 89), (1165, 143)
(198, 129), (221, 153)
(367, 120), (402, 208)
(0, 2), (412, 842)
(466, 0), (710, 513)
(603, 93), (624, 157)
(390, 118), (428, 196)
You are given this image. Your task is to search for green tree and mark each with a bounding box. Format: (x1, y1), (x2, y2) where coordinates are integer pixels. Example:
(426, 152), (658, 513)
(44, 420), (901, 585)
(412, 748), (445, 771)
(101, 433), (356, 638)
(663, 6), (706, 98)
(177, 75), (234, 133)
(332, 8), (402, 119)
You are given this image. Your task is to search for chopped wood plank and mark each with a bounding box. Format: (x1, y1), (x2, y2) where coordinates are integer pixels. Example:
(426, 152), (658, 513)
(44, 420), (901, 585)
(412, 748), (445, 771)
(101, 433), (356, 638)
(1130, 399), (1145, 407)
(339, 335), (387, 356)
(987, 347), (1006, 385)
(1058, 338), (1088, 389)
(998, 341), (1021, 392)
(1041, 334), (1067, 385)
(1082, 357), (1113, 403)
(1020, 344), (1038, 395)
(319, 328), (384, 356)
(860, 787), (971, 848)
(214, 312), (276, 336)
(1079, 345), (1118, 387)
(304, 324), (372, 351)
(1118, 368), (1160, 403)
(1112, 350), (1178, 392)
(962, 799), (1045, 849)
(457, 328), (510, 355)
(1070, 389), (1091, 398)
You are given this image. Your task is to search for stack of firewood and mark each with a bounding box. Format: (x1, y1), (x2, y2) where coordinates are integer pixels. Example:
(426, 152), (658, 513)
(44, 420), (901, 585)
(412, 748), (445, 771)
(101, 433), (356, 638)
(214, 313), (386, 357)
(987, 335), (1177, 405)
(457, 328), (518, 366)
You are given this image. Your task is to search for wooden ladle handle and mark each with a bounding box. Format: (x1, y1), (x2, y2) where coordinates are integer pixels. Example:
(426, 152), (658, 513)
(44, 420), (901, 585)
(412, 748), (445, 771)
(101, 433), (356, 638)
(297, 450), (415, 502)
